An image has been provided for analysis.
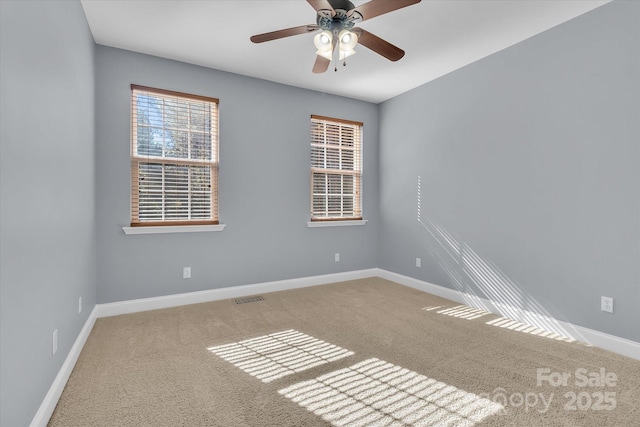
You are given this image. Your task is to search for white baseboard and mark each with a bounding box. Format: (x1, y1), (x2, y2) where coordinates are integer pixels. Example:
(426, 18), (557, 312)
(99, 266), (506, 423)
(95, 269), (379, 318)
(375, 268), (640, 361)
(33, 267), (640, 426)
(30, 306), (98, 427)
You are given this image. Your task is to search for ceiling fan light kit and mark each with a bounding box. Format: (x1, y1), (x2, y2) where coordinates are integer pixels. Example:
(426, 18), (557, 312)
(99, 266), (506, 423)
(314, 29), (358, 61)
(250, 0), (421, 73)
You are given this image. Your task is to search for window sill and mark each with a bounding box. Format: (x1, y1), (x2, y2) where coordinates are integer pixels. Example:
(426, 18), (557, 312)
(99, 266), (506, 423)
(307, 220), (367, 228)
(123, 224), (226, 235)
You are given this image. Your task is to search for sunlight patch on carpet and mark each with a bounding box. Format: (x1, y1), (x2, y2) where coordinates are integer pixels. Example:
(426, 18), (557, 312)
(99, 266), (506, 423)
(279, 358), (502, 427)
(207, 330), (354, 383)
(485, 317), (575, 342)
(422, 304), (490, 320)
(423, 303), (575, 342)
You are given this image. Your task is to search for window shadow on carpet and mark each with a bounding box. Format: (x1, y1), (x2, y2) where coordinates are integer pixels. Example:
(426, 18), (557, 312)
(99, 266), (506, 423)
(207, 329), (354, 383)
(279, 358), (503, 427)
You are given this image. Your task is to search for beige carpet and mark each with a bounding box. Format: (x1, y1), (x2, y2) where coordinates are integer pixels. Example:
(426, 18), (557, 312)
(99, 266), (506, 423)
(49, 278), (639, 426)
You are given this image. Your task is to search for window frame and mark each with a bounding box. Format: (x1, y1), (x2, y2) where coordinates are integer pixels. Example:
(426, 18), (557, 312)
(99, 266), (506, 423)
(130, 84), (219, 227)
(309, 114), (363, 222)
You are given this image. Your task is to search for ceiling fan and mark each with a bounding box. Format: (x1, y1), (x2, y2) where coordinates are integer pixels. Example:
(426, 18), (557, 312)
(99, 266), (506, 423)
(250, 0), (422, 73)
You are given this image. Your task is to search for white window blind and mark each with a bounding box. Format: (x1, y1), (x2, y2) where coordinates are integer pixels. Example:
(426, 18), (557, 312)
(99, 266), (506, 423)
(310, 115), (363, 221)
(131, 85), (219, 226)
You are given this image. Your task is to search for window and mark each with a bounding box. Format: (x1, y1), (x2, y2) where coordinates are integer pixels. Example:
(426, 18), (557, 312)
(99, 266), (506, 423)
(310, 115), (363, 221)
(130, 85), (219, 226)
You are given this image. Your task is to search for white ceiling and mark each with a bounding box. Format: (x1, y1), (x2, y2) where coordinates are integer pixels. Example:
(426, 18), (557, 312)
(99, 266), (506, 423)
(81, 0), (610, 103)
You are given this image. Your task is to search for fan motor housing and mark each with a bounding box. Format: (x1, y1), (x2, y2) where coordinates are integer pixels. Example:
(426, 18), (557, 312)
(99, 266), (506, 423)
(316, 0), (361, 32)
(328, 0), (354, 11)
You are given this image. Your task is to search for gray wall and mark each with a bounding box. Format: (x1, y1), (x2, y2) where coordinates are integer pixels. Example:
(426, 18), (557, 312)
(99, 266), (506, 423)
(95, 46), (379, 303)
(2, 1), (638, 424)
(0, 1), (97, 426)
(379, 0), (640, 342)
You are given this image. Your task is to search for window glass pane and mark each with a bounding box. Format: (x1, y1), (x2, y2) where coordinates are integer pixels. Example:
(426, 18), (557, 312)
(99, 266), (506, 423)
(139, 163), (163, 192)
(136, 94), (162, 125)
(163, 130), (188, 159)
(136, 126), (163, 157)
(190, 103), (208, 130)
(139, 194), (163, 221)
(190, 165), (211, 190)
(343, 196), (354, 213)
(163, 98), (178, 128)
(341, 128), (355, 147)
(191, 133), (212, 160)
(325, 124), (341, 146)
(343, 175), (354, 194)
(327, 196), (342, 213)
(165, 191), (189, 220)
(135, 95), (164, 157)
(311, 146), (325, 168)
(312, 173), (326, 193)
(164, 165), (188, 192)
(313, 195), (327, 213)
(341, 149), (354, 170)
(327, 174), (342, 195)
(190, 205), (210, 218)
(177, 130), (190, 159)
(326, 148), (340, 169)
(176, 100), (189, 130)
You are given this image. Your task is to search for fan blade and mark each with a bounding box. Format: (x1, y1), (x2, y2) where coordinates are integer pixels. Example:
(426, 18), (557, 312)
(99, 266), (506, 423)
(250, 25), (318, 43)
(312, 55), (331, 73)
(307, 0), (336, 17)
(349, 0), (421, 22)
(354, 28), (405, 61)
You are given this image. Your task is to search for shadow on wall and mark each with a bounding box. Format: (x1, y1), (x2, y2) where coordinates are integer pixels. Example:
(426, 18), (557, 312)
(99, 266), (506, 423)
(416, 176), (585, 342)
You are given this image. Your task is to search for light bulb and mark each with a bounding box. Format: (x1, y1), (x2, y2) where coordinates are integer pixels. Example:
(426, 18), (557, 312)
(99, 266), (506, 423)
(314, 30), (333, 59)
(314, 30), (332, 49)
(338, 30), (357, 60)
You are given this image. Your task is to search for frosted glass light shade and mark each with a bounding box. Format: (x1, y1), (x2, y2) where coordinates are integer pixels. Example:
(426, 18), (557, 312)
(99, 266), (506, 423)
(314, 30), (333, 59)
(338, 30), (357, 60)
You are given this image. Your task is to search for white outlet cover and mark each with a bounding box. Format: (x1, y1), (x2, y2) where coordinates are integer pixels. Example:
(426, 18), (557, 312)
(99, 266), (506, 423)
(183, 267), (191, 279)
(416, 258), (421, 268)
(79, 296), (82, 314)
(335, 253), (340, 262)
(601, 296), (614, 313)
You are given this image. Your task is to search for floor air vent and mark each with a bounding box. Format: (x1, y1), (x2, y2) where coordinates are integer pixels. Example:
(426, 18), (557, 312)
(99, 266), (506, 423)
(234, 295), (264, 305)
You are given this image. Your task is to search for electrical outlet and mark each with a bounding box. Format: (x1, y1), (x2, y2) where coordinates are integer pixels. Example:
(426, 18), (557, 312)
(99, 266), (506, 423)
(52, 329), (58, 356)
(601, 296), (613, 313)
(335, 253), (340, 262)
(183, 267), (191, 279)
(416, 258), (421, 268)
(78, 297), (82, 314)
